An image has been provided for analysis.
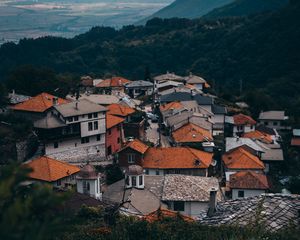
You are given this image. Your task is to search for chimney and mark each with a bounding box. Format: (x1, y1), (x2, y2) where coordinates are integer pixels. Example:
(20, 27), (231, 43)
(75, 101), (78, 110)
(207, 187), (217, 217)
(52, 97), (58, 106)
(236, 136), (239, 142)
(12, 89), (15, 96)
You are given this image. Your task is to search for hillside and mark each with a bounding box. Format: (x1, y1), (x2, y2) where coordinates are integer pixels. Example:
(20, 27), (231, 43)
(0, 1), (299, 118)
(203, 0), (289, 19)
(137, 0), (234, 25)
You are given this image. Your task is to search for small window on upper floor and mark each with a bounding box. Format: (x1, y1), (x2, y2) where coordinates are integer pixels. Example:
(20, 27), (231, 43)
(94, 121), (98, 130)
(96, 134), (101, 141)
(56, 179), (61, 186)
(88, 113), (93, 119)
(54, 142), (59, 148)
(88, 122), (93, 131)
(68, 117), (73, 122)
(93, 113), (98, 118)
(155, 170), (160, 175)
(74, 116), (79, 121)
(238, 190), (244, 198)
(173, 201), (184, 211)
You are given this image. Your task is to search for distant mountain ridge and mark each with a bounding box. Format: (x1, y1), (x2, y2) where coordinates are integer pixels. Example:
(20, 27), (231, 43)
(137, 0), (234, 25)
(203, 0), (289, 19)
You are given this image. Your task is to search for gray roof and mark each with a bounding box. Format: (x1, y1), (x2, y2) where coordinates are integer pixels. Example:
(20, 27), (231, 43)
(157, 80), (183, 90)
(293, 129), (300, 137)
(154, 72), (184, 82)
(225, 137), (265, 152)
(67, 94), (119, 105)
(259, 111), (287, 120)
(103, 175), (165, 215)
(184, 74), (206, 84)
(212, 105), (227, 114)
(54, 99), (106, 117)
(162, 175), (221, 202)
(34, 115), (66, 129)
(198, 194), (300, 232)
(8, 92), (31, 105)
(160, 92), (213, 105)
(255, 142), (284, 161)
(125, 80), (153, 88)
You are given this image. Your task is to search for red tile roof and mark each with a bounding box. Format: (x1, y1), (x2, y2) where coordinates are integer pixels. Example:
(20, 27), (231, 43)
(107, 103), (135, 117)
(96, 77), (131, 88)
(243, 130), (273, 144)
(233, 113), (256, 126)
(11, 92), (68, 113)
(120, 139), (149, 154)
(222, 146), (265, 170)
(229, 171), (269, 190)
(144, 208), (194, 222)
(25, 156), (80, 182)
(291, 138), (300, 146)
(106, 113), (124, 129)
(159, 101), (183, 112)
(143, 147), (213, 169)
(172, 123), (213, 143)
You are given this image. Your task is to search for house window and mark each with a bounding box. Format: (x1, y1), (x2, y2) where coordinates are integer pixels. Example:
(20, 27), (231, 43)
(96, 134), (101, 141)
(88, 122), (93, 131)
(108, 129), (112, 135)
(107, 146), (112, 155)
(54, 142), (59, 148)
(74, 116), (79, 121)
(93, 113), (98, 118)
(139, 175), (143, 185)
(264, 122), (268, 126)
(88, 113), (93, 119)
(238, 190), (244, 198)
(117, 137), (120, 144)
(173, 201), (185, 211)
(132, 176), (137, 187)
(155, 170), (160, 175)
(175, 169), (181, 174)
(56, 179), (61, 186)
(273, 121), (278, 126)
(94, 121), (98, 130)
(127, 153), (135, 163)
(83, 181), (90, 193)
(145, 169), (149, 175)
(68, 117), (73, 122)
(81, 137), (89, 144)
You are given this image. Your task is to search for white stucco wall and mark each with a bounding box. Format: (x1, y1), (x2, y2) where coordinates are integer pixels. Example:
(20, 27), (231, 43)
(77, 178), (102, 199)
(169, 201), (209, 217)
(232, 189), (265, 200)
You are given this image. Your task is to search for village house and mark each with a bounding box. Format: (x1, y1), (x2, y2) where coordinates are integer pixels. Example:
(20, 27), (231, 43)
(171, 123), (214, 152)
(222, 146), (265, 181)
(142, 147), (213, 176)
(229, 113), (256, 136)
(8, 90), (31, 106)
(161, 175), (221, 218)
(258, 110), (289, 130)
(107, 103), (145, 140)
(95, 76), (131, 93)
(156, 81), (184, 95)
(124, 80), (153, 98)
(242, 130), (274, 144)
(106, 114), (124, 157)
(229, 171), (269, 199)
(154, 72), (184, 84)
(34, 99), (107, 163)
(103, 165), (221, 218)
(291, 129), (300, 147)
(76, 163), (103, 200)
(184, 73), (210, 91)
(211, 104), (227, 136)
(11, 92), (68, 121)
(117, 139), (149, 168)
(24, 156), (80, 188)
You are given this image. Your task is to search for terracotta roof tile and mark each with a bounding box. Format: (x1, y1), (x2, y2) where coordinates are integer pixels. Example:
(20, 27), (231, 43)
(96, 77), (131, 88)
(291, 138), (300, 146)
(242, 130), (273, 144)
(144, 208), (195, 222)
(233, 113), (256, 126)
(11, 92), (68, 113)
(159, 101), (183, 112)
(25, 156), (80, 182)
(106, 113), (124, 129)
(222, 146), (265, 170)
(107, 103), (135, 117)
(229, 171), (269, 190)
(121, 139), (149, 154)
(143, 147), (213, 169)
(172, 123), (213, 143)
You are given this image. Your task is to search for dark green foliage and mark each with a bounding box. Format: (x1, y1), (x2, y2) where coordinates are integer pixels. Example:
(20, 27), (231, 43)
(204, 0), (289, 19)
(0, 164), (68, 240)
(105, 164), (124, 185)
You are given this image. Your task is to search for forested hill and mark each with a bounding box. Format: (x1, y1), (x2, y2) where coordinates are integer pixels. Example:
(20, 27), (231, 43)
(0, 1), (299, 118)
(203, 0), (289, 19)
(137, 0), (234, 24)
